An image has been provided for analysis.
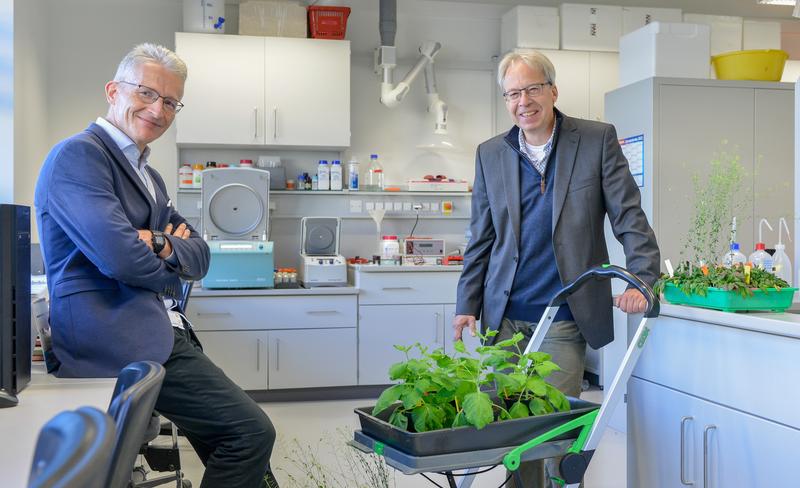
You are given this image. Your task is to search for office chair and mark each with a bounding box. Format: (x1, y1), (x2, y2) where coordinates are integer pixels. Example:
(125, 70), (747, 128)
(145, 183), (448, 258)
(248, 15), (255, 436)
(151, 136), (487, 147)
(105, 361), (166, 488)
(28, 406), (116, 488)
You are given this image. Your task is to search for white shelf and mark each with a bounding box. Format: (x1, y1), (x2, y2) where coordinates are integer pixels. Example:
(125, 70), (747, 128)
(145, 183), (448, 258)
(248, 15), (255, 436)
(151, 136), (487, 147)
(177, 189), (472, 197)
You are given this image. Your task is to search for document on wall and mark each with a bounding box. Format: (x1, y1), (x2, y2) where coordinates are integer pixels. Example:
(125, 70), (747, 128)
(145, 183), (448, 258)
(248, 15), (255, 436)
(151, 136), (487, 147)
(619, 134), (644, 188)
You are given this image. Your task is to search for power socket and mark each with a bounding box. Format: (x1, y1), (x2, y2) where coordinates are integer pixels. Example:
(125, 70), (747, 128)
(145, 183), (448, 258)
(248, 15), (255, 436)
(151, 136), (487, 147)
(412, 203), (423, 211)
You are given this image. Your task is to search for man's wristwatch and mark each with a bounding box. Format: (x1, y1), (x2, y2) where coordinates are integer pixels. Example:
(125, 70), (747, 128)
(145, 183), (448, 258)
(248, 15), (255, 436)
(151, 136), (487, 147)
(151, 231), (167, 255)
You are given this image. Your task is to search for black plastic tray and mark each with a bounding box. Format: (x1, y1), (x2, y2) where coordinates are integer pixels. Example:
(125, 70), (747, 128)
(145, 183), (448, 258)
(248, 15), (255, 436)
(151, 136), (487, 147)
(354, 397), (599, 457)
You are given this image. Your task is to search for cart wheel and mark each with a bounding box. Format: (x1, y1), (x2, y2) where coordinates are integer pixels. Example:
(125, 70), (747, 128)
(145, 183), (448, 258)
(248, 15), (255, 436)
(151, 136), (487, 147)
(560, 452), (589, 484)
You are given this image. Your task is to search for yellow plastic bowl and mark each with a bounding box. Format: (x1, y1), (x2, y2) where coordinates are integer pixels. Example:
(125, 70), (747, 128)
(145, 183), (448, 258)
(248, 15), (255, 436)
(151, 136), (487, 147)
(711, 49), (789, 81)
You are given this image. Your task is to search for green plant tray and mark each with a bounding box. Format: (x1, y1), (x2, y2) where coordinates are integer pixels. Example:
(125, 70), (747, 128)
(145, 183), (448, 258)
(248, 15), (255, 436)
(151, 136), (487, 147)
(663, 283), (798, 312)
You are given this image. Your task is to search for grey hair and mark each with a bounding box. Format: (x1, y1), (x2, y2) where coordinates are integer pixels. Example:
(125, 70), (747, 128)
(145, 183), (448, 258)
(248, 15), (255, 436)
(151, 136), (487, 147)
(497, 51), (556, 89)
(113, 43), (188, 82)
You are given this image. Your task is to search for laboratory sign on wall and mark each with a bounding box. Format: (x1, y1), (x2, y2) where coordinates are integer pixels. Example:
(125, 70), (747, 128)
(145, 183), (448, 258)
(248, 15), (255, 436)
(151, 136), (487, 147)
(620, 134), (644, 188)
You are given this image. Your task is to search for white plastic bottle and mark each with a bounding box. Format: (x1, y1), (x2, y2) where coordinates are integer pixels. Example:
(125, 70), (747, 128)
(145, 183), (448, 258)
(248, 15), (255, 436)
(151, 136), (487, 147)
(317, 160), (330, 191)
(366, 154), (385, 191)
(348, 157), (360, 191)
(381, 235), (400, 261)
(749, 243), (774, 272)
(772, 244), (792, 285)
(179, 164), (194, 189)
(721, 242), (747, 267)
(330, 160), (343, 191)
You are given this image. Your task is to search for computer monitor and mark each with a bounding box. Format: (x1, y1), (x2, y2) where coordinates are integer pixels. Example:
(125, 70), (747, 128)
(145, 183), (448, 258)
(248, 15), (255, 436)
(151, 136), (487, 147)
(0, 204), (31, 408)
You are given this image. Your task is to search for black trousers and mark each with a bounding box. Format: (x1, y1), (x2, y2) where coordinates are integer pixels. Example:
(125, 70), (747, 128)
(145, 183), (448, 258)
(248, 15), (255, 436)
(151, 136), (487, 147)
(154, 327), (276, 488)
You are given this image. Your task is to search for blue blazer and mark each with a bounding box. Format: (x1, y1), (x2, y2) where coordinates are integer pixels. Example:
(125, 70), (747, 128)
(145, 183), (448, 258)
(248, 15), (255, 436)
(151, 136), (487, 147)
(35, 123), (210, 377)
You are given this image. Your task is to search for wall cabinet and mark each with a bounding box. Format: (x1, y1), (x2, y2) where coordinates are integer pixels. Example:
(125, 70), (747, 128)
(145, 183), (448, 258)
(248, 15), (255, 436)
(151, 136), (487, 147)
(175, 33), (350, 148)
(188, 292), (358, 390)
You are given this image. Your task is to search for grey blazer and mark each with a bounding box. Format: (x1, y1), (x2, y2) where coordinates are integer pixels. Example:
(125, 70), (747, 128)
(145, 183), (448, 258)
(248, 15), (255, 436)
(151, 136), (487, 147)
(455, 112), (660, 349)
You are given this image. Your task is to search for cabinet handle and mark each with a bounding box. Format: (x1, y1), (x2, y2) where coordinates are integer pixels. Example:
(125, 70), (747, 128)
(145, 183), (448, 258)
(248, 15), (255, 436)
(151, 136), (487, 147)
(703, 425), (717, 488)
(306, 310), (339, 315)
(273, 107), (278, 140)
(275, 338), (280, 371)
(196, 312), (231, 317)
(253, 107), (258, 139)
(434, 312), (440, 344)
(680, 416), (694, 485)
(256, 338), (261, 371)
(382, 286), (413, 291)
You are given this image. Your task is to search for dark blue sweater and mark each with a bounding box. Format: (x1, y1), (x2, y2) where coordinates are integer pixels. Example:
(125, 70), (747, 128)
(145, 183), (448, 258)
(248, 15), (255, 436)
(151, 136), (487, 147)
(503, 124), (574, 324)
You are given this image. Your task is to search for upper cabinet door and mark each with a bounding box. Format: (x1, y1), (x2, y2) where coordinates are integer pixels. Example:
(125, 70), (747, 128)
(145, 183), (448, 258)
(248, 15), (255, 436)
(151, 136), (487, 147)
(176, 33), (265, 145)
(264, 38), (350, 148)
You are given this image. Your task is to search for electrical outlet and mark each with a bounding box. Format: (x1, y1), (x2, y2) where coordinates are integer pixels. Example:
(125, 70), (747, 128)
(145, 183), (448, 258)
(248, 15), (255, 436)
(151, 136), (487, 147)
(412, 203), (423, 211)
(349, 200), (363, 213)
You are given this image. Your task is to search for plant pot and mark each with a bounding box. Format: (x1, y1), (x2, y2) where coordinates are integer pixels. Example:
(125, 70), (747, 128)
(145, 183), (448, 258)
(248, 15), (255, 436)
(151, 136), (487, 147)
(663, 283), (797, 312)
(354, 397), (599, 457)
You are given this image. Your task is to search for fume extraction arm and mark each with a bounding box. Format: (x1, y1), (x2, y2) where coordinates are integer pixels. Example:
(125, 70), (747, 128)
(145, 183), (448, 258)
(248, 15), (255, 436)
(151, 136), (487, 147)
(375, 0), (449, 138)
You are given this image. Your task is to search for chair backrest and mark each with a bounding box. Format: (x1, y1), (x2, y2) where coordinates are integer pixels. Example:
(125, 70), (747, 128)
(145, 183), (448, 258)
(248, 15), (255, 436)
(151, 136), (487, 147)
(178, 280), (194, 314)
(106, 361), (166, 488)
(28, 406), (116, 488)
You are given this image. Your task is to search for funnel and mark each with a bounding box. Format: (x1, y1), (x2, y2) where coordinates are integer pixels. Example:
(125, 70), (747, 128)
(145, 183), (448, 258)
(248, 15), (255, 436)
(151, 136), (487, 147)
(368, 208), (386, 257)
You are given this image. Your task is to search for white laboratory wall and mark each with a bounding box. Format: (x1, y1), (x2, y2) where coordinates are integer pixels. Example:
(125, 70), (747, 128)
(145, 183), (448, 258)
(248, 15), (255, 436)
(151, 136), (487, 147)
(13, 0), (48, 235)
(1, 0), (12, 204)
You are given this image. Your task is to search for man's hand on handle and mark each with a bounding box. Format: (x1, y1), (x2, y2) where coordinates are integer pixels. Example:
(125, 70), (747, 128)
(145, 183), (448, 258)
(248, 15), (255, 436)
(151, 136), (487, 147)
(453, 314), (477, 341)
(614, 288), (648, 313)
(137, 223), (191, 259)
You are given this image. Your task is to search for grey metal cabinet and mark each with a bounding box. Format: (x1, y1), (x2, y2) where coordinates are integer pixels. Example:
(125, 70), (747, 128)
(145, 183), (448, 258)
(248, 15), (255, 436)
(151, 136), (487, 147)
(629, 377), (800, 487)
(268, 328), (356, 389)
(194, 330), (268, 391)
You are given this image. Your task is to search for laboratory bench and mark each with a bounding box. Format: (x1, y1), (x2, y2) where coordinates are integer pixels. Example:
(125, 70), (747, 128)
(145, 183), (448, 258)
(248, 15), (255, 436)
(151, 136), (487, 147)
(628, 303), (800, 486)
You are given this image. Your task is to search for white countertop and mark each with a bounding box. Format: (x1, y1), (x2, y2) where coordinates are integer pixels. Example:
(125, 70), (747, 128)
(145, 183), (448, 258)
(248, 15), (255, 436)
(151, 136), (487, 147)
(191, 285), (358, 297)
(348, 264), (463, 272)
(660, 303), (800, 339)
(0, 364), (116, 487)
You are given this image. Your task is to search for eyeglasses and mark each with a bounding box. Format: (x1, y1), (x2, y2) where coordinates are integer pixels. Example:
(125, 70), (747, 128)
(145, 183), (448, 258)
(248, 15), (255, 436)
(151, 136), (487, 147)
(117, 80), (184, 113)
(502, 82), (552, 102)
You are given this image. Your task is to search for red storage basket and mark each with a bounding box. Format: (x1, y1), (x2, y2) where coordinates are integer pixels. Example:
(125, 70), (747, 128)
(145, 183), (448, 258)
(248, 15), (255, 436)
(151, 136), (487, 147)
(308, 6), (351, 40)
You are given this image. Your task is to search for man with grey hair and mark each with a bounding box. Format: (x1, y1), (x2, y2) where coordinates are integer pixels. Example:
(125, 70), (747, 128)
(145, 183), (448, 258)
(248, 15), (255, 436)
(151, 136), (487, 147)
(35, 43), (280, 487)
(453, 50), (659, 486)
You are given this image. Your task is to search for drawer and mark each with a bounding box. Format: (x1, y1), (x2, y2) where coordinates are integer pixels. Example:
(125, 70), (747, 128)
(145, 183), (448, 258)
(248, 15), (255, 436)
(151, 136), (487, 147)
(187, 295), (357, 331)
(356, 271), (460, 305)
(633, 315), (800, 429)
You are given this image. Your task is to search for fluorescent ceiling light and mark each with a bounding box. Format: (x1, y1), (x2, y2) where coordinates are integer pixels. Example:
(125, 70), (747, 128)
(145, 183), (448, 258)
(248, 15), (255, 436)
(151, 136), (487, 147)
(758, 0), (795, 5)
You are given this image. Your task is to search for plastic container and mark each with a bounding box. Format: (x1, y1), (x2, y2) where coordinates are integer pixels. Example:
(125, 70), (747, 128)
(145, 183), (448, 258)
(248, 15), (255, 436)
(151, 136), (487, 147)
(286, 179), (296, 190)
(182, 0), (225, 34)
(749, 243), (774, 272)
(381, 235), (400, 261)
(330, 160), (343, 191)
(711, 49), (788, 81)
(303, 173), (312, 191)
(192, 164), (204, 189)
(663, 283), (797, 312)
(366, 154), (385, 191)
(179, 164), (194, 189)
(348, 158), (360, 191)
(720, 242), (747, 268)
(239, 159), (253, 168)
(312, 175), (319, 191)
(307, 5), (351, 40)
(317, 160), (330, 191)
(772, 244), (792, 286)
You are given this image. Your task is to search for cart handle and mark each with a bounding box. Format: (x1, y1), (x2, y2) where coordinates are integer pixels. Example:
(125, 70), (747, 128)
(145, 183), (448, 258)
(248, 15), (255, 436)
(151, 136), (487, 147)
(550, 264), (659, 318)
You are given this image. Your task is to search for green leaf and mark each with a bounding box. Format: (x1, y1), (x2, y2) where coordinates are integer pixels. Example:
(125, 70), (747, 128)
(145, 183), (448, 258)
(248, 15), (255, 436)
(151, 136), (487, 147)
(388, 406), (408, 430)
(388, 362), (408, 380)
(494, 332), (525, 348)
(453, 340), (467, 354)
(508, 401), (530, 419)
(393, 344), (411, 353)
(546, 384), (571, 412)
(528, 397), (548, 416)
(463, 391), (494, 430)
(401, 388), (423, 409)
(411, 404), (436, 432)
(525, 376), (547, 396)
(452, 410), (471, 427)
(372, 384), (406, 415)
(534, 361), (561, 378)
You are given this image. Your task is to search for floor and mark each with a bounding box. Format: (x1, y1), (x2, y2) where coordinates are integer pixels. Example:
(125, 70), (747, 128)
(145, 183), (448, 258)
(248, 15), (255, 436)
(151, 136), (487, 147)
(161, 388), (626, 488)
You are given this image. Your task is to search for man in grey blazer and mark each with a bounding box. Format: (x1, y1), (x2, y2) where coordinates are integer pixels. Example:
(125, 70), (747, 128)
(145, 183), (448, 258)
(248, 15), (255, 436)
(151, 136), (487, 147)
(453, 51), (659, 486)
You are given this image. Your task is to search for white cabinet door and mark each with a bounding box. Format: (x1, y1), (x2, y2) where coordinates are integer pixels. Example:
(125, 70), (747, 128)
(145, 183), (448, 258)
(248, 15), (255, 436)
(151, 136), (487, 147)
(195, 330), (268, 390)
(538, 49), (590, 120)
(442, 304), (483, 357)
(589, 51), (618, 122)
(268, 328), (357, 389)
(358, 304), (444, 385)
(175, 33), (265, 145)
(264, 38), (350, 147)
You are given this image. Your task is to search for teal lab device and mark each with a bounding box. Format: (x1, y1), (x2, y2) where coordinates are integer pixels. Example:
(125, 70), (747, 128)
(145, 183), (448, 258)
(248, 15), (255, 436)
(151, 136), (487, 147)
(204, 241), (274, 289)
